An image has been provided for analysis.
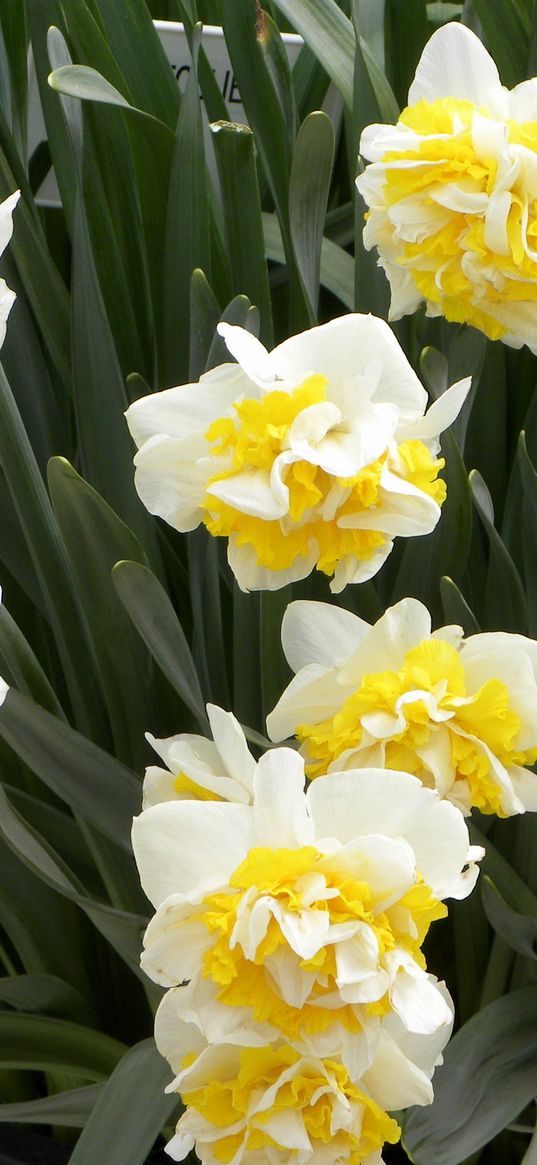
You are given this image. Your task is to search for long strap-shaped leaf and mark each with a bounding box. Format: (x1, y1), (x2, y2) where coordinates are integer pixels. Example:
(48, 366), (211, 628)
(68, 1039), (179, 1165)
(0, 690), (139, 851)
(0, 362), (108, 741)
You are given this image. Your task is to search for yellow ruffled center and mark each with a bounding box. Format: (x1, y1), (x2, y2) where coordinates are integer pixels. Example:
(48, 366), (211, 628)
(298, 638), (536, 814)
(181, 1044), (401, 1164)
(379, 96), (537, 337)
(200, 845), (445, 1037)
(202, 376), (445, 577)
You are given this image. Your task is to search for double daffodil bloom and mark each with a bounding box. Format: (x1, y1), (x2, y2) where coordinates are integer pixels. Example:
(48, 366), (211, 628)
(132, 752), (480, 1051)
(126, 315), (469, 592)
(156, 1021), (452, 1165)
(267, 598), (537, 816)
(0, 190), (20, 348)
(356, 23), (537, 350)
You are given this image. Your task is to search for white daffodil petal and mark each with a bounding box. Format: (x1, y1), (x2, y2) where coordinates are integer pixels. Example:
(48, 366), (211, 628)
(126, 371), (246, 445)
(266, 663), (354, 743)
(206, 705), (256, 791)
(207, 467), (288, 520)
(408, 23), (504, 110)
(363, 1031), (433, 1109)
(218, 322), (277, 384)
(387, 952), (453, 1034)
(280, 600), (369, 673)
(253, 749), (313, 848)
(132, 801), (254, 908)
(397, 377), (472, 443)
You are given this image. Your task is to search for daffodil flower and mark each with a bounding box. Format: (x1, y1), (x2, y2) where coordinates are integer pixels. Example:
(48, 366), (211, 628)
(142, 704), (256, 808)
(132, 753), (481, 1046)
(163, 1041), (401, 1165)
(125, 315), (470, 592)
(0, 191), (20, 347)
(267, 598), (537, 816)
(357, 23), (537, 350)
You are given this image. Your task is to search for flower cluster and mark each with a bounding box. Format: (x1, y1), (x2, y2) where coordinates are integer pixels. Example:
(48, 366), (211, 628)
(126, 314), (469, 592)
(126, 24), (537, 1164)
(356, 23), (537, 350)
(133, 729), (482, 1163)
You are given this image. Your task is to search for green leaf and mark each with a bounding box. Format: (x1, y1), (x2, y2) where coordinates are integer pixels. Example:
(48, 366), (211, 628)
(0, 599), (65, 716)
(0, 362), (107, 740)
(439, 576), (480, 635)
(471, 822), (537, 919)
(0, 1082), (102, 1128)
(385, 0), (429, 107)
(187, 530), (231, 711)
(468, 0), (528, 86)
(48, 457), (154, 770)
(0, 833), (95, 994)
(162, 26), (213, 384)
(189, 268), (221, 381)
(470, 468), (527, 633)
(0, 1011), (125, 1080)
(0, 783), (147, 978)
(69, 190), (160, 546)
(517, 433), (537, 637)
(271, 0), (355, 109)
(273, 0), (399, 119)
(1, 1), (28, 160)
(57, 0), (156, 384)
(0, 974), (93, 1023)
(0, 152), (71, 390)
(392, 432), (472, 620)
(112, 560), (207, 729)
(403, 986), (537, 1164)
(68, 1039), (178, 1165)
(260, 591), (292, 720)
(0, 689), (139, 851)
(262, 212), (355, 309)
(220, 0), (309, 329)
(89, 0), (180, 128)
(48, 63), (131, 109)
(289, 112), (335, 317)
(212, 120), (273, 346)
(482, 876), (537, 961)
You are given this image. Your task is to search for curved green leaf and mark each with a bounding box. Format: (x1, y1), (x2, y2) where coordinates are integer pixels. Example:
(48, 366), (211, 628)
(48, 457), (154, 769)
(48, 63), (131, 108)
(112, 560), (207, 729)
(289, 111), (335, 316)
(470, 468), (527, 633)
(0, 689), (139, 850)
(0, 1011), (125, 1080)
(0, 1082), (102, 1128)
(404, 986), (537, 1165)
(482, 876), (537, 961)
(68, 1039), (179, 1165)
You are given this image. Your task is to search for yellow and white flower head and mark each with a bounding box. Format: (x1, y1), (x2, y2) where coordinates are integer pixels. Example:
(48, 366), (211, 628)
(132, 750), (480, 1057)
(0, 191), (20, 347)
(161, 1042), (402, 1165)
(143, 704), (256, 808)
(125, 315), (470, 593)
(153, 1010), (453, 1165)
(267, 597), (537, 817)
(356, 23), (537, 350)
